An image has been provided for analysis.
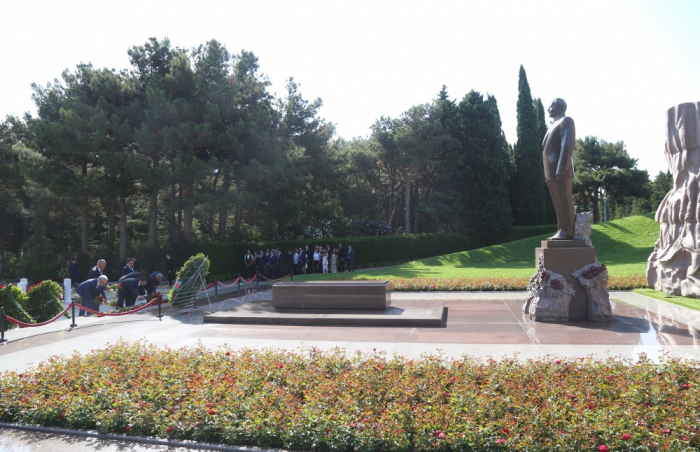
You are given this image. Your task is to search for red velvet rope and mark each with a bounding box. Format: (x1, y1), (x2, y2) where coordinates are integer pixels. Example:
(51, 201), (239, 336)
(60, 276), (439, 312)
(5, 303), (74, 327)
(257, 273), (292, 282)
(215, 278), (241, 287)
(74, 296), (159, 317)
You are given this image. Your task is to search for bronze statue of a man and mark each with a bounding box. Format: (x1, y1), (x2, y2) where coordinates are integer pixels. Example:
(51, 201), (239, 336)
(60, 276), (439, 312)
(542, 98), (576, 240)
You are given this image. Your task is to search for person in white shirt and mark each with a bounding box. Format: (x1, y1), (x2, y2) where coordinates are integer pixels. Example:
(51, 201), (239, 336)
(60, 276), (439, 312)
(293, 249), (299, 275)
(322, 251), (328, 273)
(313, 248), (320, 273)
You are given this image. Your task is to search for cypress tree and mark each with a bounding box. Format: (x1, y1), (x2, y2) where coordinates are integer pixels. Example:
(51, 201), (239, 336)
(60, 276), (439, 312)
(458, 91), (512, 244)
(512, 66), (545, 225)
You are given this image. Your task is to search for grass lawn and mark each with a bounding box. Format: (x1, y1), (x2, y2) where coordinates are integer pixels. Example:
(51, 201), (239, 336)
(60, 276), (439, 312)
(295, 213), (659, 281)
(633, 288), (700, 311)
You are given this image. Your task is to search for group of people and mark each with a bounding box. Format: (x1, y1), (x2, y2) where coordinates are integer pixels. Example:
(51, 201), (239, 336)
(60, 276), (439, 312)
(66, 254), (176, 316)
(244, 243), (355, 279)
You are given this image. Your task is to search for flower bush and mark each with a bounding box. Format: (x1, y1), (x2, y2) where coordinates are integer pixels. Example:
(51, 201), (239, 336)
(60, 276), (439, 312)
(0, 342), (698, 451)
(358, 274), (648, 292)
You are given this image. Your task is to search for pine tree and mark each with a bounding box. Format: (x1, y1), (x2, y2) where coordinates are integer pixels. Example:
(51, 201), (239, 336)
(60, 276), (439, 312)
(511, 66), (545, 225)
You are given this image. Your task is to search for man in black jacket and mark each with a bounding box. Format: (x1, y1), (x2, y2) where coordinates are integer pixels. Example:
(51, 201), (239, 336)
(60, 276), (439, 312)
(337, 243), (345, 272)
(88, 260), (106, 280)
(117, 275), (147, 308)
(122, 258), (136, 276)
(145, 272), (163, 295)
(166, 254), (174, 287)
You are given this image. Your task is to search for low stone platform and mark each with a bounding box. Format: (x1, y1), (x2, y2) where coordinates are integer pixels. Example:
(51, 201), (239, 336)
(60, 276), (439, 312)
(203, 299), (446, 327)
(272, 280), (392, 310)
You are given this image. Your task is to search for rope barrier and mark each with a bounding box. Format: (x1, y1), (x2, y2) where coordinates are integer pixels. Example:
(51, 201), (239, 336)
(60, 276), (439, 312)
(257, 273), (292, 282)
(74, 296), (160, 317)
(216, 278), (243, 287)
(5, 303), (74, 328)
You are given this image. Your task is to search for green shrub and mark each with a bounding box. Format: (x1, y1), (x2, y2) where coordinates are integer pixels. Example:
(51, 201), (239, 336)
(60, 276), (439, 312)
(0, 285), (31, 330)
(29, 263), (58, 283)
(24, 280), (64, 322)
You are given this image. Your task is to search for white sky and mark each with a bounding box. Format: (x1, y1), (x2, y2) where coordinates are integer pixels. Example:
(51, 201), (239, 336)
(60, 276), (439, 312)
(2, 0), (699, 176)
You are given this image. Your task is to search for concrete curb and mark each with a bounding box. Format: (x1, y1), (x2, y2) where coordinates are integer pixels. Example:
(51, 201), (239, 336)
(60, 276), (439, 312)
(0, 422), (296, 451)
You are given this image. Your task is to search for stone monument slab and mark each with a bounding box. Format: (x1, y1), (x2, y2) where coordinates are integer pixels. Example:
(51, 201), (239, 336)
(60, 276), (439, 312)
(536, 241), (597, 320)
(272, 281), (392, 310)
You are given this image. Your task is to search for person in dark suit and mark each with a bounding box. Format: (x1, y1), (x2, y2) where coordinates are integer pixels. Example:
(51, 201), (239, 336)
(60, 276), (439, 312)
(144, 272), (163, 295)
(76, 276), (108, 316)
(133, 259), (141, 273)
(122, 258), (136, 276)
(267, 250), (276, 279)
(337, 243), (345, 272)
(117, 275), (147, 308)
(69, 258), (81, 288)
(287, 250), (294, 276)
(166, 254), (174, 287)
(118, 271), (142, 283)
(298, 247), (307, 274)
(347, 245), (355, 272)
(88, 259), (106, 280)
(256, 251), (265, 276)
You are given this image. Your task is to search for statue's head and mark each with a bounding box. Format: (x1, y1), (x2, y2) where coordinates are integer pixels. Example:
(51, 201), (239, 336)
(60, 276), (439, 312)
(547, 98), (567, 118)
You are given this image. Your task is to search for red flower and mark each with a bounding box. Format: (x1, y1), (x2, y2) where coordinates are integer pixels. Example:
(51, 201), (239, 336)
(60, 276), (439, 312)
(166, 426), (173, 433)
(496, 438), (507, 445)
(680, 383), (691, 389)
(206, 403), (213, 407)
(438, 432), (446, 439)
(225, 352), (231, 356)
(622, 433), (631, 440)
(125, 426), (131, 433)
(208, 409), (216, 415)
(458, 433), (465, 437)
(63, 379), (69, 384)
(140, 356), (146, 361)
(663, 429), (671, 435)
(682, 436), (690, 441)
(358, 425), (365, 431)
(361, 418), (368, 423)
(503, 427), (510, 434)
(60, 414), (65, 419)
(278, 364), (284, 368)
(598, 446), (609, 452)
(350, 423), (356, 428)
(643, 402), (651, 408)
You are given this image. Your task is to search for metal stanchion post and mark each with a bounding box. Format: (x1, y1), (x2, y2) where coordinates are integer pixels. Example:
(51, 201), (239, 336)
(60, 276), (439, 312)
(70, 301), (77, 328)
(238, 273), (241, 292)
(157, 297), (163, 320)
(0, 307), (7, 344)
(215, 281), (218, 297)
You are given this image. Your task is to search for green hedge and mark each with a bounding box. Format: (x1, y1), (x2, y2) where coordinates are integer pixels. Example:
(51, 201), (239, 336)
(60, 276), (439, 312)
(195, 234), (476, 276)
(507, 224), (557, 242)
(196, 226), (560, 277)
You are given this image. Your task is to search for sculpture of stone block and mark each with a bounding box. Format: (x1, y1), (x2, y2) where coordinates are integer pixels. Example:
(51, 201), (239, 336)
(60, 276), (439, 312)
(525, 257), (575, 322)
(647, 101), (700, 297)
(572, 262), (612, 321)
(573, 212), (593, 247)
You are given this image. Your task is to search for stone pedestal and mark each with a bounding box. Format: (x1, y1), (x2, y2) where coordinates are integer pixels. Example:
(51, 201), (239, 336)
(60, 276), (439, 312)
(272, 281), (392, 310)
(535, 240), (597, 320)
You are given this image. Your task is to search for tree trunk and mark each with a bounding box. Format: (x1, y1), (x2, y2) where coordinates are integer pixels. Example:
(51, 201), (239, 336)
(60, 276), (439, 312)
(404, 168), (412, 235)
(592, 189), (600, 224)
(217, 171), (230, 242)
(168, 183), (176, 245)
(413, 184), (420, 234)
(80, 206), (89, 252)
(107, 200), (116, 249)
(177, 183), (183, 239)
(148, 187), (158, 252)
(119, 196), (127, 262)
(183, 184), (193, 244)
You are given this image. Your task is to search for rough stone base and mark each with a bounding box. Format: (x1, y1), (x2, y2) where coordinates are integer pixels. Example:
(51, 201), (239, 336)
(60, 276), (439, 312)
(536, 241), (597, 320)
(572, 263), (612, 322)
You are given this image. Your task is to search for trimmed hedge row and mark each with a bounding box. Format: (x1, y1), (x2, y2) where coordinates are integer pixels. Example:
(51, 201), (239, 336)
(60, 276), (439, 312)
(195, 225), (558, 277)
(195, 234), (477, 277)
